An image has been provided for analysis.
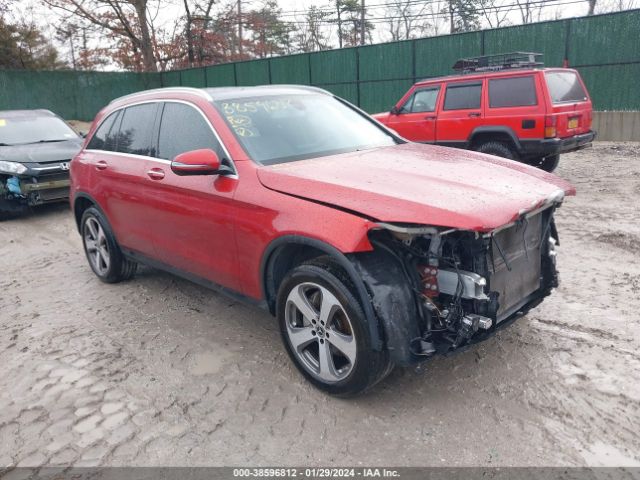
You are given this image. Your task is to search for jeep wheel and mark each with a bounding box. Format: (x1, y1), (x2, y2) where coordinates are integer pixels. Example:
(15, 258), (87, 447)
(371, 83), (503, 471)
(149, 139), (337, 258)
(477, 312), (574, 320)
(476, 141), (517, 160)
(530, 154), (560, 172)
(81, 207), (137, 283)
(277, 260), (392, 396)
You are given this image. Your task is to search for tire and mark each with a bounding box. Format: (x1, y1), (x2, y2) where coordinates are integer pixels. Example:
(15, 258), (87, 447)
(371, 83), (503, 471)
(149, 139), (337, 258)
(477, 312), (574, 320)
(476, 141), (517, 160)
(80, 206), (137, 283)
(276, 259), (392, 396)
(529, 154), (560, 172)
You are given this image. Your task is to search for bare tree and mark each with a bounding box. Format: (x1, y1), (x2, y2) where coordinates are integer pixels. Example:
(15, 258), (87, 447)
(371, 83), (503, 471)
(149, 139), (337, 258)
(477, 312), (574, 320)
(478, 0), (513, 28)
(295, 5), (330, 52)
(43, 0), (160, 71)
(384, 0), (431, 41)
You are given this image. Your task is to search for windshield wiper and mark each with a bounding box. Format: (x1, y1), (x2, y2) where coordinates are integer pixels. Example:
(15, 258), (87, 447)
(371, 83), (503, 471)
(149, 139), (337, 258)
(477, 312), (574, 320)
(35, 139), (68, 143)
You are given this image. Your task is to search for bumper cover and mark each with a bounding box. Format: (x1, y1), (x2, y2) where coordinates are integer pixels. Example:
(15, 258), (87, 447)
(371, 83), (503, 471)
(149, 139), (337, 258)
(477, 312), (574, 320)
(521, 130), (596, 158)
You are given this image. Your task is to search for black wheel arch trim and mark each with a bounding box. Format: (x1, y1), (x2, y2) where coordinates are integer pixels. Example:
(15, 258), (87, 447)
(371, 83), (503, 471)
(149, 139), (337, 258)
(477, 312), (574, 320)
(468, 126), (523, 152)
(73, 192), (118, 244)
(260, 235), (384, 352)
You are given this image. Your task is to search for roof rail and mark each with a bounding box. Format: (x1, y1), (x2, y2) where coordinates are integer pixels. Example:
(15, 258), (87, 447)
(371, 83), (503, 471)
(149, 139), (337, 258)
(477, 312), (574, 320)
(452, 52), (544, 74)
(110, 87), (213, 104)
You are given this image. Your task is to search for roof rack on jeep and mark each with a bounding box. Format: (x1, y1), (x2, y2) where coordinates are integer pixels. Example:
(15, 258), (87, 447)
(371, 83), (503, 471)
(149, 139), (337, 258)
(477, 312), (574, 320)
(452, 52), (543, 74)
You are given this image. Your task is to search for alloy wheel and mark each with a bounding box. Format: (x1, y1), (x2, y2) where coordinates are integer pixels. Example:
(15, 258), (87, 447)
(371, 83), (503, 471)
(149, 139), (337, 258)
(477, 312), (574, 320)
(284, 282), (357, 383)
(84, 217), (110, 276)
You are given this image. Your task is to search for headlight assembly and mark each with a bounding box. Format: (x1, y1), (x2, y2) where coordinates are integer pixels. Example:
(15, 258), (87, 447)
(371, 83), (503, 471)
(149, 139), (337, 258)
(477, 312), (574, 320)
(0, 161), (27, 175)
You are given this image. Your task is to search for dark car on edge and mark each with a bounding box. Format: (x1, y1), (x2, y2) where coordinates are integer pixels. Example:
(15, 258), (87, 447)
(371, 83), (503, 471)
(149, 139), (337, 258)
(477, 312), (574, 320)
(0, 109), (83, 220)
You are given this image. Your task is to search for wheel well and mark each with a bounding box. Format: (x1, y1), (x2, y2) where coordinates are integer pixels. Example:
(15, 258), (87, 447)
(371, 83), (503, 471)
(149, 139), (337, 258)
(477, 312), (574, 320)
(73, 196), (94, 231)
(470, 131), (518, 151)
(264, 243), (327, 314)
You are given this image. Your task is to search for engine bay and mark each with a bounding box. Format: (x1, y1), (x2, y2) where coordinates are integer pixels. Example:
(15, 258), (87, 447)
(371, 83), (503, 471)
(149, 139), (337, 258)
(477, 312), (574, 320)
(365, 206), (559, 361)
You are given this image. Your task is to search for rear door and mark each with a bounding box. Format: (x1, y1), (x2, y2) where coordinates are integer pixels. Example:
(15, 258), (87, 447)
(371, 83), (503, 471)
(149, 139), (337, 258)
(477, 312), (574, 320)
(384, 85), (441, 142)
(84, 103), (160, 256)
(435, 80), (484, 146)
(484, 74), (545, 141)
(143, 101), (241, 291)
(543, 70), (592, 138)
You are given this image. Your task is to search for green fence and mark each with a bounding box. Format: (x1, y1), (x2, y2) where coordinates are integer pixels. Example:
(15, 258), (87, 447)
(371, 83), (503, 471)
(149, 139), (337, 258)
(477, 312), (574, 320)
(1, 9), (638, 120)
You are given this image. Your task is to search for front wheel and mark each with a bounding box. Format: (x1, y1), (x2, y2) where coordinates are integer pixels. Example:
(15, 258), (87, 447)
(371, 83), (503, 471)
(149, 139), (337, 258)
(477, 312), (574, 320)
(81, 207), (137, 283)
(277, 260), (392, 396)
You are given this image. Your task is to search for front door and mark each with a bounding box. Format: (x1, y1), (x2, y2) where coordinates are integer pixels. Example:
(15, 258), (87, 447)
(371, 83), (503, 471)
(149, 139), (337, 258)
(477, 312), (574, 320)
(436, 80), (484, 147)
(386, 85), (441, 142)
(142, 101), (241, 292)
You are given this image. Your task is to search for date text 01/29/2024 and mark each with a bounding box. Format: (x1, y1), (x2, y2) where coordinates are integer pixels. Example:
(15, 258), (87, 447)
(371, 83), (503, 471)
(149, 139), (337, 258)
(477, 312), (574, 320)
(232, 468), (401, 477)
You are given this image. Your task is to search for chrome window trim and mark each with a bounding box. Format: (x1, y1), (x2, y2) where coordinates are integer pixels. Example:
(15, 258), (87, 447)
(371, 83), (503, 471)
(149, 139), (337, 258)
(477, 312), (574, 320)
(85, 98), (238, 178)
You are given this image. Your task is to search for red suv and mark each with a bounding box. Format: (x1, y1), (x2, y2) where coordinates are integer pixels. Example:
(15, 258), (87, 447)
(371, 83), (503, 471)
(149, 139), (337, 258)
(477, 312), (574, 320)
(71, 85), (574, 395)
(373, 53), (595, 172)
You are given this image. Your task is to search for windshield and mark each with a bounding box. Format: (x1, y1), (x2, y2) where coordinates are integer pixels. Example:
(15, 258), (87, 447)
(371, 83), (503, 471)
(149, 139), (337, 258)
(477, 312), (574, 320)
(0, 115), (78, 146)
(545, 71), (588, 104)
(214, 93), (397, 165)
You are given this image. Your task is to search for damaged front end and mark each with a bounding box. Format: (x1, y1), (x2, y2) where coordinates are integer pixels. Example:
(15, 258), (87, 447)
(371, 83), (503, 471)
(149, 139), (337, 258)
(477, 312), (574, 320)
(351, 205), (560, 365)
(0, 163), (71, 218)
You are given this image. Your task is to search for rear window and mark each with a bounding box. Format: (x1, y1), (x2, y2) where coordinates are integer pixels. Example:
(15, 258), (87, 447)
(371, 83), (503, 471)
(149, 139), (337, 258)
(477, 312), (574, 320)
(443, 82), (482, 110)
(489, 76), (537, 108)
(545, 71), (588, 103)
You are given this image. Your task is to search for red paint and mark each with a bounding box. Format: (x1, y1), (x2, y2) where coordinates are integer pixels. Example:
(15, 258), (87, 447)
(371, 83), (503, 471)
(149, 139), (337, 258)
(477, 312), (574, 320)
(373, 67), (594, 153)
(71, 88), (575, 303)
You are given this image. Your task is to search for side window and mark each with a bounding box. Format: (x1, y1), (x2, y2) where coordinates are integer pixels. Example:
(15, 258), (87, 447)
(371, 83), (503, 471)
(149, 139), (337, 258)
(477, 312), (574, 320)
(409, 88), (439, 113)
(443, 82), (482, 110)
(87, 111), (120, 151)
(157, 103), (225, 161)
(489, 76), (537, 108)
(115, 104), (158, 156)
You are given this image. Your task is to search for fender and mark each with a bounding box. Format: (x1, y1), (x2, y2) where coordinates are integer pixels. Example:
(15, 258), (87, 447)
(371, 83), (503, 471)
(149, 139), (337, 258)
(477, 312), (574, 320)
(261, 234), (384, 352)
(468, 126), (523, 152)
(349, 249), (422, 366)
(72, 191), (104, 231)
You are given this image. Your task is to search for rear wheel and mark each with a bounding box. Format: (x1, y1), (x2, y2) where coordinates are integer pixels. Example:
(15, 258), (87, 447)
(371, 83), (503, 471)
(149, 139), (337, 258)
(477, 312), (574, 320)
(81, 207), (137, 283)
(277, 260), (392, 396)
(475, 141), (517, 160)
(529, 154), (560, 172)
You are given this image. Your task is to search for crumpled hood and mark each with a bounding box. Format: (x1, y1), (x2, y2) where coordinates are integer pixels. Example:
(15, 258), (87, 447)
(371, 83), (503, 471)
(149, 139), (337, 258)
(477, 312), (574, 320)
(257, 143), (575, 232)
(0, 139), (83, 164)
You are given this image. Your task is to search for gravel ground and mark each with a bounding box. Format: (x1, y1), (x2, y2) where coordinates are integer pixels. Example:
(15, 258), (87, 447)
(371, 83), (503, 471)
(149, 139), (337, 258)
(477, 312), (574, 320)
(1, 142), (639, 468)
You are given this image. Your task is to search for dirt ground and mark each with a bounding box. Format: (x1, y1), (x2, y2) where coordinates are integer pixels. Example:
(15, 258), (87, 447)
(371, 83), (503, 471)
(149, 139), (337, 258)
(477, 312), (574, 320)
(1, 142), (639, 468)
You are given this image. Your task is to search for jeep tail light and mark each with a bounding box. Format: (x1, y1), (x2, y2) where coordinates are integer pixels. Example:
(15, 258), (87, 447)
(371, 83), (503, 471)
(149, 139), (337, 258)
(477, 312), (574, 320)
(418, 265), (439, 298)
(544, 115), (557, 138)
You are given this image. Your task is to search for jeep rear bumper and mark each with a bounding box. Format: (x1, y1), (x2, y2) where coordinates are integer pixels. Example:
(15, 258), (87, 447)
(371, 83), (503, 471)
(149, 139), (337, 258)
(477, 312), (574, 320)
(520, 130), (596, 158)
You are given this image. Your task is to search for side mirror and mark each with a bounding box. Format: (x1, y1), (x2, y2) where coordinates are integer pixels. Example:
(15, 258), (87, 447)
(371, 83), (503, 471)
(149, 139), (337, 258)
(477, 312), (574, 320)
(171, 149), (229, 176)
(390, 106), (401, 115)
(80, 131), (88, 138)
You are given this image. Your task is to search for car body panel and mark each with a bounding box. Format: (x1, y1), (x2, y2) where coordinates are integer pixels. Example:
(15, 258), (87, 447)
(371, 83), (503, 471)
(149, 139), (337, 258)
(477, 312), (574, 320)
(257, 142), (574, 232)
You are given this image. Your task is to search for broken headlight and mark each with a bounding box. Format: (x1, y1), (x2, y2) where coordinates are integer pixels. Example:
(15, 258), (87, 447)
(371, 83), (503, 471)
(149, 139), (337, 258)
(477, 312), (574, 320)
(0, 161), (27, 175)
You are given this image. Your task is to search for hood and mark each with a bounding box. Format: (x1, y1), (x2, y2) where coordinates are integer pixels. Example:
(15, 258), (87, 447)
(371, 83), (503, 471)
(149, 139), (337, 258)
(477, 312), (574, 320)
(0, 139), (83, 165)
(257, 143), (575, 232)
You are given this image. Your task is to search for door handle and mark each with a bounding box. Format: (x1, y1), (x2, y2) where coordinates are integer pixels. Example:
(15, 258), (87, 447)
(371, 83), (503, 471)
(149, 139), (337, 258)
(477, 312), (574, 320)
(424, 115), (436, 120)
(95, 160), (107, 170)
(468, 112), (481, 118)
(146, 168), (165, 180)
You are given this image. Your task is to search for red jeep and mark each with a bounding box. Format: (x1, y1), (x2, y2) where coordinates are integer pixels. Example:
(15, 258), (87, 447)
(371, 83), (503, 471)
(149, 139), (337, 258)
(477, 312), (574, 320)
(373, 52), (596, 172)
